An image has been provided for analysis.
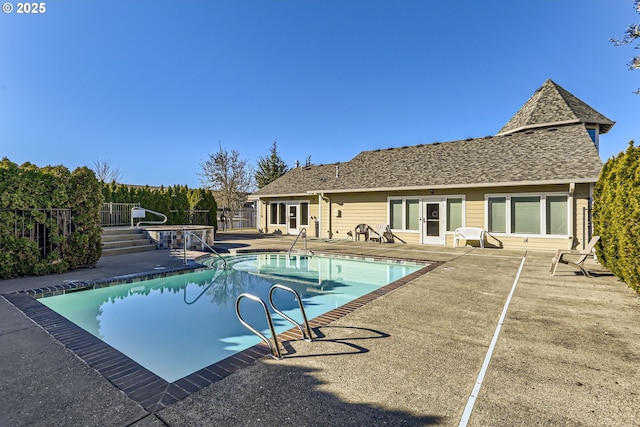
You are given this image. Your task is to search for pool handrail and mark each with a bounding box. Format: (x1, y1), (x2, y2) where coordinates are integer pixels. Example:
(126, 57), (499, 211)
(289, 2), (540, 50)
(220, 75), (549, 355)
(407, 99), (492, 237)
(183, 230), (227, 270)
(131, 207), (168, 228)
(288, 227), (313, 258)
(235, 293), (283, 360)
(269, 284), (314, 342)
(183, 269), (225, 305)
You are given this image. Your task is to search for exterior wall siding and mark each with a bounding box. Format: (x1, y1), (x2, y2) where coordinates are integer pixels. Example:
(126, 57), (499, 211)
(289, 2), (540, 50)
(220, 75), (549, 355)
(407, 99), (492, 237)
(326, 192), (388, 240)
(254, 182), (593, 251)
(257, 196), (319, 236)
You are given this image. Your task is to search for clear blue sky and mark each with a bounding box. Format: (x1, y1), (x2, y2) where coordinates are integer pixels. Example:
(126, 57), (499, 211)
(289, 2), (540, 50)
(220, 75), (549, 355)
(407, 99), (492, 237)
(1, 0), (638, 188)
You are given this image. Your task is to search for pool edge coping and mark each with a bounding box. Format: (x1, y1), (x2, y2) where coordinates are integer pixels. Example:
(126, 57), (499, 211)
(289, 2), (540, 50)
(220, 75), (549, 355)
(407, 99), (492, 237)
(2, 250), (443, 413)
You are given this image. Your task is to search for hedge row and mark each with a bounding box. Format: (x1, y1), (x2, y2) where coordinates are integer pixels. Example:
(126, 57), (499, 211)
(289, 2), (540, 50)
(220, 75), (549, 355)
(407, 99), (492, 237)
(0, 158), (103, 279)
(593, 141), (640, 292)
(102, 183), (217, 228)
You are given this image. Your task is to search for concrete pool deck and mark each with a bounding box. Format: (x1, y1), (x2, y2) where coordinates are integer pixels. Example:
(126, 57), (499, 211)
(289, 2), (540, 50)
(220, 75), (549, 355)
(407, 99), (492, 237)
(1, 232), (639, 426)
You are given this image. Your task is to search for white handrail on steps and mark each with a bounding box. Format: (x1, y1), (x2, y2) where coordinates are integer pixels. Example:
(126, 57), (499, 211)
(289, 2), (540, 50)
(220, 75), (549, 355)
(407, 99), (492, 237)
(131, 207), (168, 228)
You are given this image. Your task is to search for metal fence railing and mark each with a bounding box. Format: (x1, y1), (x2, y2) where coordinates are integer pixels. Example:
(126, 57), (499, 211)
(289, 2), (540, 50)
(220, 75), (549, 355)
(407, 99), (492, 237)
(101, 204), (255, 229)
(101, 203), (140, 227)
(168, 210), (214, 226)
(218, 208), (256, 231)
(0, 208), (73, 258)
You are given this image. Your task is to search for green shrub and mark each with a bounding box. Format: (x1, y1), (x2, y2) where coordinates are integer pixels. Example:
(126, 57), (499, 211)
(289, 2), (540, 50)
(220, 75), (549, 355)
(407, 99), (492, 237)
(103, 184), (217, 229)
(593, 141), (640, 292)
(0, 159), (103, 278)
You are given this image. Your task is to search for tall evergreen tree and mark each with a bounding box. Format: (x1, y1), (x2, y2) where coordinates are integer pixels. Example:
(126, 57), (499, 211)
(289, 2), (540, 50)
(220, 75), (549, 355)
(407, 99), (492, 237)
(593, 140), (640, 291)
(255, 141), (289, 188)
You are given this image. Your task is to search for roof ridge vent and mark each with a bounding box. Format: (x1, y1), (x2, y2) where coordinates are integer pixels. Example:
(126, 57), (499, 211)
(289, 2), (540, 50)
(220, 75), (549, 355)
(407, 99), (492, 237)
(547, 127), (558, 132)
(483, 136), (493, 139)
(465, 138), (473, 141)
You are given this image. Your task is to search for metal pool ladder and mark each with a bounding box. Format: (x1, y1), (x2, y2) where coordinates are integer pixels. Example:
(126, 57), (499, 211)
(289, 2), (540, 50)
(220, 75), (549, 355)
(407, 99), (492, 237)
(235, 284), (314, 360)
(288, 227), (314, 258)
(182, 230), (227, 270)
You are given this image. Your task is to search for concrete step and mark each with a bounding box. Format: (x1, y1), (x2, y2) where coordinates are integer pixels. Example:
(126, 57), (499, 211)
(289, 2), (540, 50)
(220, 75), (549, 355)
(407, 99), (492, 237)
(101, 227), (143, 236)
(101, 244), (158, 257)
(101, 233), (150, 243)
(101, 227), (157, 257)
(102, 238), (155, 250)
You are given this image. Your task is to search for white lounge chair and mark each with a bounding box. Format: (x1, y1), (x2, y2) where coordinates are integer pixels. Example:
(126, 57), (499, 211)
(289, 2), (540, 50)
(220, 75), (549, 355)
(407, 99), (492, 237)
(369, 224), (393, 244)
(454, 227), (485, 249)
(550, 236), (600, 277)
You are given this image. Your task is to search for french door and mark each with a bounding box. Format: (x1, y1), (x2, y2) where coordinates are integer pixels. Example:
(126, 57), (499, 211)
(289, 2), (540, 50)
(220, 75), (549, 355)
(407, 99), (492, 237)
(422, 199), (446, 245)
(287, 204), (299, 235)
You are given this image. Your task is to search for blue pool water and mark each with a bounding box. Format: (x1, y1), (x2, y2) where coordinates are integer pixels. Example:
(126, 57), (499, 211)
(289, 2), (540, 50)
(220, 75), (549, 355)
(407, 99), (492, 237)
(40, 253), (423, 382)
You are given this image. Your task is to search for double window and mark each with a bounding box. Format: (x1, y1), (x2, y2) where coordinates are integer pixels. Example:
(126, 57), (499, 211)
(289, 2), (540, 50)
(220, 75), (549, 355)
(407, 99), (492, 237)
(270, 202), (287, 225)
(390, 199), (420, 230)
(486, 194), (568, 236)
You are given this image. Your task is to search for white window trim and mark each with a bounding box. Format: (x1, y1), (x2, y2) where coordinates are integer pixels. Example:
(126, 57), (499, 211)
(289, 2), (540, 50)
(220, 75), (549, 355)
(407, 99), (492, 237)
(387, 195), (466, 233)
(484, 192), (570, 238)
(388, 197), (420, 233)
(269, 202), (286, 226)
(268, 201), (311, 227)
(299, 201), (310, 227)
(445, 195), (466, 234)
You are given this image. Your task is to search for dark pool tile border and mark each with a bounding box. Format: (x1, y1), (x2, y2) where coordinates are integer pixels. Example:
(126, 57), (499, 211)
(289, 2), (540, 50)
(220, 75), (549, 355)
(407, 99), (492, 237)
(12, 262), (205, 300)
(3, 254), (442, 414)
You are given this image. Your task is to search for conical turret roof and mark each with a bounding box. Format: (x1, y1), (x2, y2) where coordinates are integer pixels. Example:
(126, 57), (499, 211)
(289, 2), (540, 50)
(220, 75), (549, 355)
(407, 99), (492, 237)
(497, 79), (615, 135)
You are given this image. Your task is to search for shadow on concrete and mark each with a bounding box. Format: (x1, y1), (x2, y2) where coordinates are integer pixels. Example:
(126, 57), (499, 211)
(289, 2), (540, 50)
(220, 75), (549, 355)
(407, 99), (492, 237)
(213, 242), (251, 251)
(587, 271), (616, 277)
(281, 325), (391, 359)
(156, 361), (444, 426)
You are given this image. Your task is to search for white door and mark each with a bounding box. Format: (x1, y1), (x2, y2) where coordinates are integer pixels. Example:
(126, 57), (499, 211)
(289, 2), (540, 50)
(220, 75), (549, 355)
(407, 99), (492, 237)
(422, 199), (446, 245)
(287, 204), (299, 235)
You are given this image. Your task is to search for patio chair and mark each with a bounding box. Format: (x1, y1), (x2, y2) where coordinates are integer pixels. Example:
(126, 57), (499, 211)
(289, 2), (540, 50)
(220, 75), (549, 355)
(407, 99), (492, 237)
(354, 224), (369, 241)
(454, 227), (485, 249)
(369, 224), (393, 244)
(549, 236), (600, 277)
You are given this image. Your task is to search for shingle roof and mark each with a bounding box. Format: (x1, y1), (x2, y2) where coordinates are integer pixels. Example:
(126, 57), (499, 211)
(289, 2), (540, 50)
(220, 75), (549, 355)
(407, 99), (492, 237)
(497, 79), (615, 135)
(252, 123), (603, 197)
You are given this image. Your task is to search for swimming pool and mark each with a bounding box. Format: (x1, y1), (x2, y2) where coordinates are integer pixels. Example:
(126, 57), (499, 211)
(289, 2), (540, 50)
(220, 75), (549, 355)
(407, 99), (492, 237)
(39, 252), (425, 382)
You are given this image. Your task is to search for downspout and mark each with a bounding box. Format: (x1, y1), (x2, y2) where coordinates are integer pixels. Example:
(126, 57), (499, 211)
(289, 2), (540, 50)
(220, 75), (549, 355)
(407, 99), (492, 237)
(255, 198), (261, 232)
(320, 193), (331, 239)
(568, 183), (575, 249)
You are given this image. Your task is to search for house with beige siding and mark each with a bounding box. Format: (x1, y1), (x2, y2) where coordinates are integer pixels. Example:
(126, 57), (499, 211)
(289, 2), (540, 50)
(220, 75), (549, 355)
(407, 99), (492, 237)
(249, 80), (614, 251)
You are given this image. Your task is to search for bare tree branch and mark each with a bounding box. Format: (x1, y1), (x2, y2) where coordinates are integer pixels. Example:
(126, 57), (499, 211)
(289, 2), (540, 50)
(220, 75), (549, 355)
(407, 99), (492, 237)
(199, 143), (255, 215)
(610, 0), (640, 93)
(92, 158), (122, 183)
